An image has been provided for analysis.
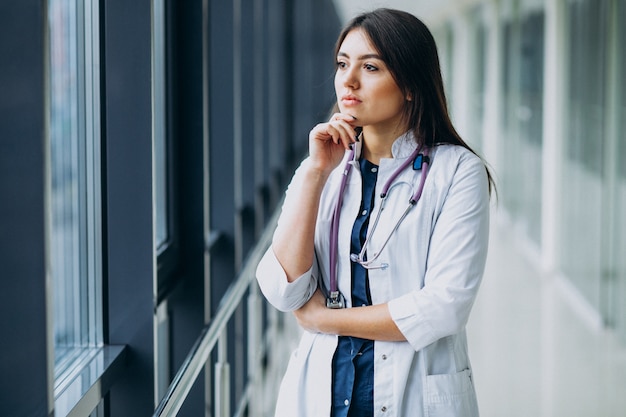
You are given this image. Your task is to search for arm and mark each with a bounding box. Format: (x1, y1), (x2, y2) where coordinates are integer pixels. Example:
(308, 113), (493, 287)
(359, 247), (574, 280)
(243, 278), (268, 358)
(256, 113), (358, 311)
(293, 289), (406, 341)
(272, 113), (358, 281)
(271, 167), (330, 281)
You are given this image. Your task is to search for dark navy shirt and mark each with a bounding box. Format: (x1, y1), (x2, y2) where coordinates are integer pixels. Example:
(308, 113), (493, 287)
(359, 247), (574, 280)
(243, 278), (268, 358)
(331, 157), (378, 417)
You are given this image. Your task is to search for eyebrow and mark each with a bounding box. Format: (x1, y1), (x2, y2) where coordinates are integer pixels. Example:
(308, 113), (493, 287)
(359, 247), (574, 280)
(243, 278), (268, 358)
(337, 51), (383, 60)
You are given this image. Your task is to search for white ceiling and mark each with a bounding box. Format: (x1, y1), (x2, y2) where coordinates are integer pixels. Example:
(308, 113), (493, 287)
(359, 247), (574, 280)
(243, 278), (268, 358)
(331, 0), (465, 25)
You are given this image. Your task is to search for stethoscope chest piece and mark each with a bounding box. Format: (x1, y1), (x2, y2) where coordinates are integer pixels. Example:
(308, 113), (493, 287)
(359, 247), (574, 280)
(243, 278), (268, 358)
(326, 290), (345, 309)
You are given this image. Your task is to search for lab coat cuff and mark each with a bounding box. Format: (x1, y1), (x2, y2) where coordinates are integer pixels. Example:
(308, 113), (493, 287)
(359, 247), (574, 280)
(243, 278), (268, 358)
(256, 247), (317, 312)
(388, 292), (436, 352)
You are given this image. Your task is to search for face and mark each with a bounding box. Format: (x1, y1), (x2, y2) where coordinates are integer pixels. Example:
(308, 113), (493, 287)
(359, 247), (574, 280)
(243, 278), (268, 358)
(334, 29), (407, 133)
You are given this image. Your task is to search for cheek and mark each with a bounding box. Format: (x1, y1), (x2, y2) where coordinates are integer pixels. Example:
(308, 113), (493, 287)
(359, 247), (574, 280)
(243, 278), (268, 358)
(377, 78), (403, 101)
(378, 85), (405, 112)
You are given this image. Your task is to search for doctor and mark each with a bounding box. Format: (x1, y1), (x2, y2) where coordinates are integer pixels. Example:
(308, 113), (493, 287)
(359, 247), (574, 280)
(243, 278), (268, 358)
(256, 8), (494, 417)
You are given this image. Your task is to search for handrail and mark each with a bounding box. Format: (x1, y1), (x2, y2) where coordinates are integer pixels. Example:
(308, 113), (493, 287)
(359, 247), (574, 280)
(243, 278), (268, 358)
(153, 208), (279, 417)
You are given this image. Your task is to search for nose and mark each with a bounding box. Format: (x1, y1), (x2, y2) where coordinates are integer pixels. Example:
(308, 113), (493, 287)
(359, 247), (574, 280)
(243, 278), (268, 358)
(340, 65), (359, 89)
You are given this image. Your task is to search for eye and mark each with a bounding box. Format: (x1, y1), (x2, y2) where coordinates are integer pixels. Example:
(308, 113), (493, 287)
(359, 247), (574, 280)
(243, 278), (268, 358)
(364, 63), (379, 72)
(336, 60), (347, 69)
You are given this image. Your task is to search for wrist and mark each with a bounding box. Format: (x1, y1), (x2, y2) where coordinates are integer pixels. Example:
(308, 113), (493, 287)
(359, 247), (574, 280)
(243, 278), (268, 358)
(302, 161), (332, 184)
(317, 307), (336, 335)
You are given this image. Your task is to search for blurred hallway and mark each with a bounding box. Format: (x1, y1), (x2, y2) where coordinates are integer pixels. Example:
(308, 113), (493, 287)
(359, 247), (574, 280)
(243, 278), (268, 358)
(468, 212), (626, 417)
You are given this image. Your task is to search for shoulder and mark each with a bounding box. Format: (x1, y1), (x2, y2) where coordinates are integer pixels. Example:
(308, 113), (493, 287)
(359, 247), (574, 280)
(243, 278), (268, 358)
(431, 144), (483, 168)
(428, 144), (488, 198)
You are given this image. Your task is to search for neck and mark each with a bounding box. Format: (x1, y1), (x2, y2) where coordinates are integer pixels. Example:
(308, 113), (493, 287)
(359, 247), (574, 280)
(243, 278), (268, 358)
(360, 125), (407, 164)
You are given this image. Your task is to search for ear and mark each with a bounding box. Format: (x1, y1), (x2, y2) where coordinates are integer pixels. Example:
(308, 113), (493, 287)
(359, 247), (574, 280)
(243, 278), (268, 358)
(406, 94), (413, 102)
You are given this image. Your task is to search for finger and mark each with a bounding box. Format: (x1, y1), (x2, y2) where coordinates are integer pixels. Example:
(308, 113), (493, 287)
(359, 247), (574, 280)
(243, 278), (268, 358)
(329, 118), (356, 137)
(330, 112), (358, 125)
(309, 122), (342, 144)
(326, 123), (354, 148)
(325, 125), (343, 145)
(330, 121), (357, 147)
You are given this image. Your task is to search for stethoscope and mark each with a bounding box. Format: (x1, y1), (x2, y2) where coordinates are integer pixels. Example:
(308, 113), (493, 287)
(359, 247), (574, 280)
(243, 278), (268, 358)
(326, 141), (431, 309)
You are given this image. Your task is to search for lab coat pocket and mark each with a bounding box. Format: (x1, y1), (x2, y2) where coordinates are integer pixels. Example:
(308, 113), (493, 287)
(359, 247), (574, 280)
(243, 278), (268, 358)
(424, 369), (478, 417)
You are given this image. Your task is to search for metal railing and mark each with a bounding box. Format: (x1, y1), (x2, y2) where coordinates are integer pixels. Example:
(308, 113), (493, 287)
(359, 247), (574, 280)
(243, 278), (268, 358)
(153, 208), (294, 417)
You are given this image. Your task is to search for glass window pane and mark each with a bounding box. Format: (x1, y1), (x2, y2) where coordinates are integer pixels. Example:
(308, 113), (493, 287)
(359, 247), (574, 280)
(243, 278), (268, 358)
(499, 10), (544, 245)
(499, 19), (521, 219)
(48, 0), (102, 374)
(560, 0), (608, 313)
(467, 8), (486, 153)
(518, 12), (544, 244)
(620, 3), (626, 181)
(617, 0), (626, 343)
(153, 0), (168, 249)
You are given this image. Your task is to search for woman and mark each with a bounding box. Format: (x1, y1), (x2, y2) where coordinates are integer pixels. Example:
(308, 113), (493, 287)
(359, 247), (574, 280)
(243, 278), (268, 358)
(256, 8), (493, 417)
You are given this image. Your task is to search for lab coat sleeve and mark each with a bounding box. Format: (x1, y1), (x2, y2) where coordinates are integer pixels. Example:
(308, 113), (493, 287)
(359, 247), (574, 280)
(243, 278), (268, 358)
(256, 247), (318, 312)
(255, 158), (320, 312)
(388, 151), (490, 352)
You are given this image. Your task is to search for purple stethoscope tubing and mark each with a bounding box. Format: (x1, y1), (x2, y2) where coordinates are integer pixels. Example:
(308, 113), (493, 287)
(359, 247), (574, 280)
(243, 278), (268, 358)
(327, 145), (430, 306)
(327, 148), (355, 306)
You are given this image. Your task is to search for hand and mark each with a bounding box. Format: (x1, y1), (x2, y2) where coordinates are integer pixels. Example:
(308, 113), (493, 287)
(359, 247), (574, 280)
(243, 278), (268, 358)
(293, 289), (330, 334)
(308, 113), (358, 175)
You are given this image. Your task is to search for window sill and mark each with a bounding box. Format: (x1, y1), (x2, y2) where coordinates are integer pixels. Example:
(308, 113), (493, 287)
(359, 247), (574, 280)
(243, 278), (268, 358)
(54, 345), (127, 417)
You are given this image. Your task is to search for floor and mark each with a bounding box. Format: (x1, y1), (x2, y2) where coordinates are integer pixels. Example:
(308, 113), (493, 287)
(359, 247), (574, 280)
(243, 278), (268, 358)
(467, 215), (626, 417)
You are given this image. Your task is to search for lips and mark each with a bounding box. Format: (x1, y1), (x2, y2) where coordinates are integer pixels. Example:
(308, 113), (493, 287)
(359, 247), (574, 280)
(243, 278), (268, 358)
(341, 94), (362, 106)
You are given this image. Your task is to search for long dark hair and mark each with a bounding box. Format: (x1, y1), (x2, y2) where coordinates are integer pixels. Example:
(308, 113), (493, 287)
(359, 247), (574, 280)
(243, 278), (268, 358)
(335, 8), (495, 193)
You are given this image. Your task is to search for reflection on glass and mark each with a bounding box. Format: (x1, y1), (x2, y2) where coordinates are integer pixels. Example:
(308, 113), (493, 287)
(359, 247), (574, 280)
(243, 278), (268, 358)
(48, 0), (102, 374)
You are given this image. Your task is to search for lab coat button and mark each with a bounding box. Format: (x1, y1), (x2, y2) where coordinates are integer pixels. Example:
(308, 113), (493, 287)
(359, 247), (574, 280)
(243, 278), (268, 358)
(381, 406), (387, 412)
(382, 354), (387, 360)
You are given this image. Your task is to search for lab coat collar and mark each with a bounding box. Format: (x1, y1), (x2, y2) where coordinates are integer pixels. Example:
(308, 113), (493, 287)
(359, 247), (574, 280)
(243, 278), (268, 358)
(349, 130), (418, 164)
(390, 131), (419, 159)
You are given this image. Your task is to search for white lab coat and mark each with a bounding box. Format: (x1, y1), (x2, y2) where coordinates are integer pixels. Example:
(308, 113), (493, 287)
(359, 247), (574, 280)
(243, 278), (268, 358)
(256, 134), (490, 417)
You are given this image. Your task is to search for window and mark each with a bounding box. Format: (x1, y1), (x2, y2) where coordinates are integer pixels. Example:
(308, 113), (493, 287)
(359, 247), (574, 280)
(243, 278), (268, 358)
(499, 8), (545, 245)
(152, 0), (179, 300)
(467, 7), (487, 152)
(614, 0), (626, 343)
(518, 11), (544, 245)
(153, 0), (168, 249)
(498, 17), (521, 218)
(560, 0), (609, 313)
(152, 0), (172, 401)
(48, 0), (102, 378)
